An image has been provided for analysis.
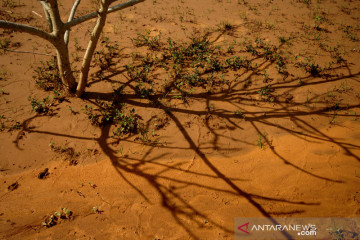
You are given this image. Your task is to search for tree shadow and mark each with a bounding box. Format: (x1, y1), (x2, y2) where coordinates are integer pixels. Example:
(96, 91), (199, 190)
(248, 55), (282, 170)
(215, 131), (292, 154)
(12, 36), (360, 239)
(81, 55), (359, 237)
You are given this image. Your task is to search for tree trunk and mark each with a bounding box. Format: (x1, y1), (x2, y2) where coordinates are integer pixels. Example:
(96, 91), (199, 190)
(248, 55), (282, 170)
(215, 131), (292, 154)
(55, 40), (77, 93)
(0, 0), (145, 97)
(75, 0), (111, 97)
(46, 0), (77, 93)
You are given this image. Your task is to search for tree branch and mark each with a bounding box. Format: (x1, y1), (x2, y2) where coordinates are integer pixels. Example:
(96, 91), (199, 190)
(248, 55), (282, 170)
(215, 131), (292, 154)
(46, 0), (63, 34)
(64, 0), (81, 45)
(64, 0), (145, 30)
(40, 1), (53, 32)
(76, 0), (112, 97)
(0, 21), (53, 42)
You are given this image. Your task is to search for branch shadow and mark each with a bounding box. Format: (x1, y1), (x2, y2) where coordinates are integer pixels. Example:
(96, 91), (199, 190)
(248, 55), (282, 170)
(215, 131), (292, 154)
(84, 59), (359, 237)
(12, 39), (360, 239)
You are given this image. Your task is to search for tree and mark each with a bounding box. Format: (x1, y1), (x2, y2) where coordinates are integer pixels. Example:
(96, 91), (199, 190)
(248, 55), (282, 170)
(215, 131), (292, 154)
(0, 0), (145, 97)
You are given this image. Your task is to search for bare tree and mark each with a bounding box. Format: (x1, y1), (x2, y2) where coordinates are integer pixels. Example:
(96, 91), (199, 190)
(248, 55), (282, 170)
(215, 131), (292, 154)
(0, 0), (145, 97)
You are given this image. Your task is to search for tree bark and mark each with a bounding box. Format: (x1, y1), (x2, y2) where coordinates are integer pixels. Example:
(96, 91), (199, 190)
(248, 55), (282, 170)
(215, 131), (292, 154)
(44, 0), (77, 93)
(55, 40), (77, 92)
(64, 0), (81, 46)
(46, 0), (62, 35)
(40, 1), (53, 32)
(75, 0), (111, 97)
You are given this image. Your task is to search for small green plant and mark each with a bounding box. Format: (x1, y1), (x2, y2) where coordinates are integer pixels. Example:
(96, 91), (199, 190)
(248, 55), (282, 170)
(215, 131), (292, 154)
(113, 108), (140, 136)
(246, 37), (288, 75)
(0, 115), (4, 131)
(257, 132), (267, 149)
(227, 40), (236, 53)
(52, 89), (65, 102)
(84, 105), (100, 125)
(91, 206), (103, 214)
(314, 15), (323, 30)
(278, 36), (289, 44)
(41, 208), (72, 228)
(218, 21), (236, 34)
(337, 81), (353, 93)
(0, 115), (6, 132)
(83, 94), (140, 137)
(137, 85), (154, 99)
(131, 30), (161, 50)
(68, 106), (78, 115)
(61, 208), (72, 218)
(33, 59), (62, 91)
(264, 21), (275, 30)
(93, 38), (119, 70)
(29, 96), (51, 114)
(126, 62), (152, 83)
(342, 25), (359, 42)
(262, 70), (270, 82)
(257, 85), (275, 102)
(225, 56), (252, 70)
(297, 57), (322, 76)
(74, 37), (82, 51)
(248, 5), (258, 12)
(349, 111), (358, 121)
(2, 0), (16, 8)
(327, 223), (343, 240)
(89, 181), (97, 188)
(256, 131), (273, 149)
(0, 88), (8, 95)
(298, 0), (311, 7)
(234, 110), (246, 119)
(8, 121), (21, 131)
(328, 109), (338, 124)
(0, 67), (8, 81)
(138, 127), (150, 143)
(330, 99), (342, 111)
(119, 146), (125, 156)
(183, 70), (206, 87)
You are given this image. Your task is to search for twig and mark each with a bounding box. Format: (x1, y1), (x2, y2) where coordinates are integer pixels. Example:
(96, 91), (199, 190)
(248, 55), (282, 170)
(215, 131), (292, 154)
(32, 11), (43, 18)
(64, 0), (145, 29)
(64, 0), (81, 45)
(40, 1), (53, 32)
(3, 48), (56, 57)
(97, 192), (113, 206)
(185, 155), (196, 172)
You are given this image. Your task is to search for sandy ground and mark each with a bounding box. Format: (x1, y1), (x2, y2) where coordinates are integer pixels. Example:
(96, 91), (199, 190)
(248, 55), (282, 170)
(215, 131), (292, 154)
(0, 0), (360, 239)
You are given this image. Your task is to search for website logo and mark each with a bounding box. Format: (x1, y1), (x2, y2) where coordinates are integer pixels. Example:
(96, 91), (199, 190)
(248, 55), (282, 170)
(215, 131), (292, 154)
(234, 217), (360, 240)
(238, 222), (250, 234)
